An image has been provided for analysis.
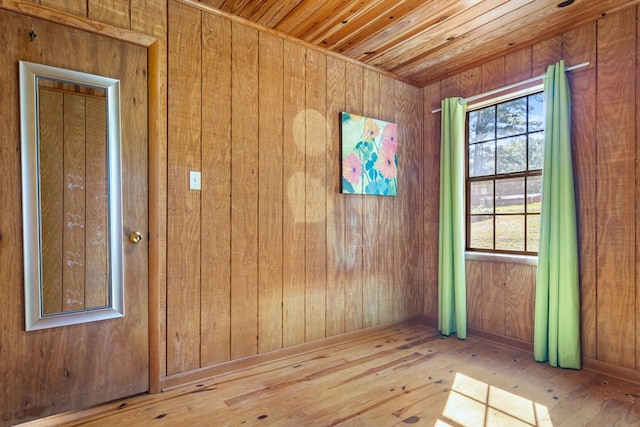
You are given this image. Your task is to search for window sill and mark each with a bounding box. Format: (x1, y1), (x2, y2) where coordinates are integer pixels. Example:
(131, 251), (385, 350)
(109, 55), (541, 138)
(464, 251), (537, 266)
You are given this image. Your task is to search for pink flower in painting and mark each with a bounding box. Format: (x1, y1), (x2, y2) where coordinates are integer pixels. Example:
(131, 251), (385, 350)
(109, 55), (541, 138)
(376, 144), (397, 180)
(381, 123), (397, 152)
(360, 119), (380, 141)
(343, 153), (362, 185)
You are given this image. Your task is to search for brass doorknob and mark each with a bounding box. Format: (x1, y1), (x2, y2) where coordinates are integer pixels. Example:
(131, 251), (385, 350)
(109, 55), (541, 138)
(129, 231), (143, 244)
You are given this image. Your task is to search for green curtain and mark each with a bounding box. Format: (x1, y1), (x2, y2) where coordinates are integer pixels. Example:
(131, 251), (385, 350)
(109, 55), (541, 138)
(533, 60), (581, 368)
(438, 98), (467, 339)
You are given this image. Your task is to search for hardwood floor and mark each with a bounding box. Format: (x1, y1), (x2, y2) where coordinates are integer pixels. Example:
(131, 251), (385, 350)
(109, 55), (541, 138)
(22, 320), (640, 426)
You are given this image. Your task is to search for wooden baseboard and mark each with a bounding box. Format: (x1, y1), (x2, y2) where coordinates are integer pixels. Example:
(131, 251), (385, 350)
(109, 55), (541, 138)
(413, 318), (535, 353)
(161, 318), (429, 391)
(164, 317), (640, 391)
(582, 357), (640, 386)
(464, 326), (640, 386)
(466, 328), (534, 352)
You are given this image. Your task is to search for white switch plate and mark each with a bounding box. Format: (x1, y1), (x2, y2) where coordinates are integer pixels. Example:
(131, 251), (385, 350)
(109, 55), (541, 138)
(190, 171), (201, 190)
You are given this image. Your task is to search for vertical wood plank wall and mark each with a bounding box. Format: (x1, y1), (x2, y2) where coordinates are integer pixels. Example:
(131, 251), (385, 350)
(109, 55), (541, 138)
(166, 0), (424, 376)
(6, 1), (640, 423)
(423, 8), (640, 370)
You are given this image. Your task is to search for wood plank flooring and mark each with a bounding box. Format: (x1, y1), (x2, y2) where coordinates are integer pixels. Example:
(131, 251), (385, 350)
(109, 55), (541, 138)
(22, 320), (640, 426)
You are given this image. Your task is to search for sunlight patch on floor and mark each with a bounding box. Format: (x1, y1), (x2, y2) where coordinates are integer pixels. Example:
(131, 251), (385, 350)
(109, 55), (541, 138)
(436, 372), (553, 426)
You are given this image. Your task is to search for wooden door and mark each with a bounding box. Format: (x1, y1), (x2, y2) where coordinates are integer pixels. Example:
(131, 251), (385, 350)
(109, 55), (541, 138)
(0, 9), (148, 425)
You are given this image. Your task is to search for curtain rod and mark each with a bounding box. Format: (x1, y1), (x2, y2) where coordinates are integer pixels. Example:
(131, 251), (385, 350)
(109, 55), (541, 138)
(431, 61), (590, 114)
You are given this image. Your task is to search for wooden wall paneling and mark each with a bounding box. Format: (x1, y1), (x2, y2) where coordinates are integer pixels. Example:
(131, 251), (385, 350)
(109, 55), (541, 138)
(362, 68), (381, 328)
(398, 81), (424, 318)
(410, 80), (426, 318)
(230, 22), (260, 360)
(636, 5), (640, 371)
(562, 22), (597, 360)
(167, 1), (202, 374)
(504, 47), (532, 85)
(421, 81), (441, 325)
(505, 263), (535, 342)
(282, 40), (307, 347)
(481, 261), (506, 335)
(39, 0), (86, 16)
(344, 61), (364, 331)
(465, 260), (483, 330)
(201, 12), (232, 365)
(132, 0), (167, 37)
(392, 82), (407, 321)
(377, 74), (396, 325)
(325, 56), (347, 337)
(258, 31), (284, 353)
(480, 56), (505, 93)
(531, 35), (562, 76)
(304, 47), (327, 341)
(392, 80), (408, 322)
(39, 90), (64, 314)
(460, 65), (482, 98)
(88, 0), (130, 28)
(440, 74), (461, 100)
(84, 97), (109, 308)
(62, 94), (86, 312)
(595, 8), (637, 368)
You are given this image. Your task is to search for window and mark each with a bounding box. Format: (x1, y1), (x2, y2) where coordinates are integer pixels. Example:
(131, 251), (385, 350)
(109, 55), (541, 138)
(466, 93), (544, 255)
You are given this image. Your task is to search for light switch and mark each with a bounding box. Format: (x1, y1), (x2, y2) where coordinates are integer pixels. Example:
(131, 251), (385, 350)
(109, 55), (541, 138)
(190, 171), (201, 190)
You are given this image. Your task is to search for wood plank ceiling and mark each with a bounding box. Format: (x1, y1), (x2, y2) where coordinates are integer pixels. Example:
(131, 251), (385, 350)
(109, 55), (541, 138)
(199, 0), (640, 86)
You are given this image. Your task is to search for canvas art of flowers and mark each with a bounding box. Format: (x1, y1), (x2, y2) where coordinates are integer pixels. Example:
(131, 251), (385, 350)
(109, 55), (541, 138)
(341, 112), (398, 196)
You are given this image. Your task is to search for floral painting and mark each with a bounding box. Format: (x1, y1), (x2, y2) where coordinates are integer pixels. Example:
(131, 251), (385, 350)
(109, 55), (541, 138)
(341, 112), (398, 196)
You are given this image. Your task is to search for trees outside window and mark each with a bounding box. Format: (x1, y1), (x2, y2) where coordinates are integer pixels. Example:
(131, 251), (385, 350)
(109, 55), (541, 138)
(466, 93), (543, 254)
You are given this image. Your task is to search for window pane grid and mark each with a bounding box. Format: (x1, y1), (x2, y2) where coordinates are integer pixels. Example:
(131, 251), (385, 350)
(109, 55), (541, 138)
(466, 92), (543, 255)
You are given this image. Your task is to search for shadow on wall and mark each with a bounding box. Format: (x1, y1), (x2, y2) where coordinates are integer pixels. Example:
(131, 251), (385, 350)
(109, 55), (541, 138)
(286, 109), (327, 225)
